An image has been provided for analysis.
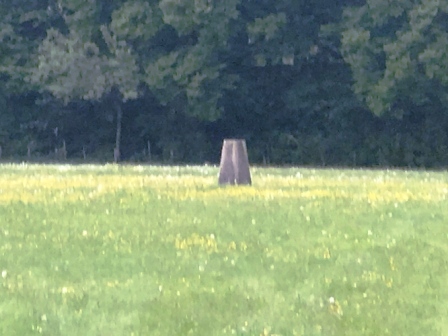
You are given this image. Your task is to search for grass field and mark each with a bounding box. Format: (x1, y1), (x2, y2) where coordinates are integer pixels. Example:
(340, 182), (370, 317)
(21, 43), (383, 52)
(0, 164), (447, 335)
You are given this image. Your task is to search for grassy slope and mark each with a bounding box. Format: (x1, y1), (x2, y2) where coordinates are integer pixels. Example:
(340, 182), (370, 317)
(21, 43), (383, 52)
(0, 164), (447, 335)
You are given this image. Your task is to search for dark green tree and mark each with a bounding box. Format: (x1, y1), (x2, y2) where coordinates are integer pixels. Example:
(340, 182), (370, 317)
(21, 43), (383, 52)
(340, 0), (448, 116)
(28, 1), (141, 161)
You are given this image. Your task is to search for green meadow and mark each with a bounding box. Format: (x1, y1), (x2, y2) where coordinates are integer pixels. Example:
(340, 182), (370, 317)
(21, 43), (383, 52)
(0, 164), (447, 335)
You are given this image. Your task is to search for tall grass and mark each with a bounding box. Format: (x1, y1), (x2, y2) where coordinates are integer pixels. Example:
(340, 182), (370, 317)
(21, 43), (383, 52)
(0, 164), (447, 335)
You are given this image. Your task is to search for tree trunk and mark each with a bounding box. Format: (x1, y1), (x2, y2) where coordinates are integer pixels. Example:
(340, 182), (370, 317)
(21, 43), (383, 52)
(114, 104), (122, 163)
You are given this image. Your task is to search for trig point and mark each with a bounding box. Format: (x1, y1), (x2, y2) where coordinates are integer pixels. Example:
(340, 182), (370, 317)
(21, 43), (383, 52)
(218, 139), (251, 185)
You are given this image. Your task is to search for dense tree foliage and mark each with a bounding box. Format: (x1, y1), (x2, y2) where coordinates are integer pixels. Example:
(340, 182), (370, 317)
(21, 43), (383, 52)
(1, 0), (448, 167)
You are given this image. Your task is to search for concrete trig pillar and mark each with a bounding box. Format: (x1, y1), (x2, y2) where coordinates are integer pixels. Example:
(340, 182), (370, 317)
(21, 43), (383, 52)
(218, 139), (251, 185)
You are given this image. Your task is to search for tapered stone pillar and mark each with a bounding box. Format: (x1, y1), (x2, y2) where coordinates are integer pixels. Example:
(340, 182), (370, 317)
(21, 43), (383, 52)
(218, 139), (251, 185)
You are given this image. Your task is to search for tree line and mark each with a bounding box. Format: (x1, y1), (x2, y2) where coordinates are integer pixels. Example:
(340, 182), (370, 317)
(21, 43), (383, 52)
(1, 0), (448, 167)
